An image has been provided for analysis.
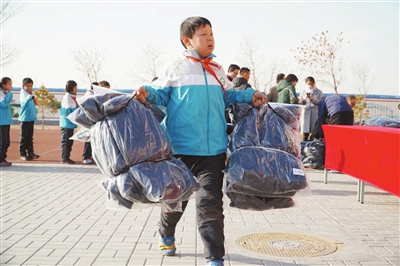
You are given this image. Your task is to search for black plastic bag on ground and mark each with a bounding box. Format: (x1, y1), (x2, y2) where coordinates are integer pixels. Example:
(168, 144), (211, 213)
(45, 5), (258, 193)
(301, 140), (325, 169)
(225, 147), (308, 198)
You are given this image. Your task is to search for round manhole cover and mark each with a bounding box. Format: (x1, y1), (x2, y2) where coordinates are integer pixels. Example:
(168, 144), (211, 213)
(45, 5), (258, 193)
(236, 232), (340, 257)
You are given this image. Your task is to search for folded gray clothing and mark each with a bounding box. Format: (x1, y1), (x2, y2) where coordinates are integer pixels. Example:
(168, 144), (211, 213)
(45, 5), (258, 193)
(91, 99), (173, 177)
(229, 105), (300, 157)
(225, 147), (308, 197)
(80, 93), (130, 123)
(123, 158), (200, 203)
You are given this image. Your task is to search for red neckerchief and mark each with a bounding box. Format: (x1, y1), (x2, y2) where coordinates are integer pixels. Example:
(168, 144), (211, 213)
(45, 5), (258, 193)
(70, 94), (79, 107)
(186, 56), (228, 100)
(27, 91), (38, 106)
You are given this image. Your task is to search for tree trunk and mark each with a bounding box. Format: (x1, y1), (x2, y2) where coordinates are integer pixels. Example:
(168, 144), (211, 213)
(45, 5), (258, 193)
(41, 109), (44, 130)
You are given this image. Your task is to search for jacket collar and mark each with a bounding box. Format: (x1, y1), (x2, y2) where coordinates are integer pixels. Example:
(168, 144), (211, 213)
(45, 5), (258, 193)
(182, 49), (216, 59)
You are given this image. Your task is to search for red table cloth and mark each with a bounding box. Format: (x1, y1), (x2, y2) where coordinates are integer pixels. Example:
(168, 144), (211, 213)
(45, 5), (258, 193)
(323, 125), (400, 197)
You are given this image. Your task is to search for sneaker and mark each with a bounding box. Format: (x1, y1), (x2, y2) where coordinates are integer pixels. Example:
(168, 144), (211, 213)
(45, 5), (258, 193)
(83, 158), (94, 164)
(158, 233), (176, 256)
(205, 260), (224, 266)
(0, 160), (12, 167)
(28, 153), (40, 159)
(20, 155), (32, 161)
(61, 159), (75, 164)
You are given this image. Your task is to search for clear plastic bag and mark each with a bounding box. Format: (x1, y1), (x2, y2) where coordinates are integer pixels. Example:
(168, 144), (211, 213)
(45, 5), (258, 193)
(229, 104), (300, 158)
(362, 116), (400, 128)
(91, 99), (173, 177)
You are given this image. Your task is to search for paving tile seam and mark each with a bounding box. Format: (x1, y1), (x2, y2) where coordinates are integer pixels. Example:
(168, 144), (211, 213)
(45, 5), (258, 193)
(0, 177), (99, 231)
(2, 186), (104, 264)
(126, 207), (161, 266)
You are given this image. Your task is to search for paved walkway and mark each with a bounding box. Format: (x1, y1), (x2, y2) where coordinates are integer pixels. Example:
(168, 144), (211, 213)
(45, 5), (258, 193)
(1, 164), (399, 266)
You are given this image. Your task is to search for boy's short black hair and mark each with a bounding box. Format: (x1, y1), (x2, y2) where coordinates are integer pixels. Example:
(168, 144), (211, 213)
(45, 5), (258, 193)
(228, 64), (240, 73)
(22, 77), (34, 87)
(286, 74), (298, 83)
(239, 67), (250, 75)
(180, 16), (212, 49)
(65, 80), (77, 92)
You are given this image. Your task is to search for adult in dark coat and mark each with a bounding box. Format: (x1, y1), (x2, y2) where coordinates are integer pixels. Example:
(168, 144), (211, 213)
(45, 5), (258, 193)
(232, 67), (252, 90)
(317, 94), (354, 140)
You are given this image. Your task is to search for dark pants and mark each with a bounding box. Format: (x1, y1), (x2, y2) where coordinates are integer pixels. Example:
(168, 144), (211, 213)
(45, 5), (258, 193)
(329, 111), (354, 126)
(19, 121), (35, 156)
(61, 128), (74, 161)
(0, 125), (10, 162)
(82, 142), (92, 160)
(159, 153), (226, 262)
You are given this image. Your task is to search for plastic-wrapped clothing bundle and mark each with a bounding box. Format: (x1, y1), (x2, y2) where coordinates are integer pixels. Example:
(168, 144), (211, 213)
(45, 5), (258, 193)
(69, 92), (166, 129)
(226, 147), (308, 198)
(229, 104), (300, 158)
(225, 103), (309, 210)
(120, 158), (199, 204)
(301, 140), (325, 169)
(268, 102), (303, 122)
(362, 116), (400, 128)
(229, 102), (252, 125)
(84, 95), (173, 177)
(68, 87), (199, 210)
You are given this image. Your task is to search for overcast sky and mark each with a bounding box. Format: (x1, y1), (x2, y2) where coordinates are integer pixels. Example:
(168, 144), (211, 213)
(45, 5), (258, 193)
(2, 0), (399, 96)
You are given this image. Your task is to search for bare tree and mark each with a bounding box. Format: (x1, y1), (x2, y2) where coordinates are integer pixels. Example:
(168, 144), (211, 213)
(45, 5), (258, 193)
(261, 56), (286, 93)
(1, 0), (24, 67)
(130, 45), (165, 83)
(351, 61), (375, 124)
(1, 40), (19, 67)
(69, 47), (107, 84)
(351, 61), (374, 98)
(292, 31), (348, 94)
(237, 37), (264, 91)
(0, 0), (24, 25)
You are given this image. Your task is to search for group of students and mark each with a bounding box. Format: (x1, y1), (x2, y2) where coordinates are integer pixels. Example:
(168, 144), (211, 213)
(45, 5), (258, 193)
(0, 77), (40, 167)
(60, 80), (110, 164)
(1, 15), (356, 266)
(0, 77), (111, 167)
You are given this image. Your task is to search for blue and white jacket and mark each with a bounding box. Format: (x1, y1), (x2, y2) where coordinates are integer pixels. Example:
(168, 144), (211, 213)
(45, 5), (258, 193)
(0, 90), (14, 126)
(18, 89), (38, 122)
(143, 49), (256, 156)
(60, 92), (78, 129)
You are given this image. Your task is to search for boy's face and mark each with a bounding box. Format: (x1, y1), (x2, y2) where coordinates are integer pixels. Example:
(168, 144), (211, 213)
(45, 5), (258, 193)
(3, 80), (12, 91)
(183, 24), (214, 58)
(24, 83), (33, 93)
(71, 86), (77, 94)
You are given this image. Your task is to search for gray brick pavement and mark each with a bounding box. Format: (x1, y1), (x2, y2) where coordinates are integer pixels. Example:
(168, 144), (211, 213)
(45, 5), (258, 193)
(1, 164), (399, 266)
